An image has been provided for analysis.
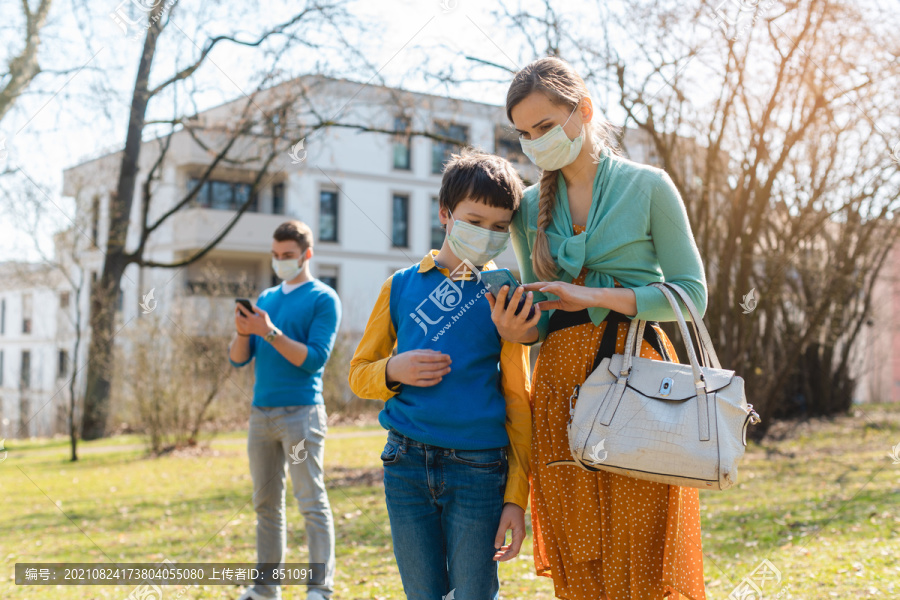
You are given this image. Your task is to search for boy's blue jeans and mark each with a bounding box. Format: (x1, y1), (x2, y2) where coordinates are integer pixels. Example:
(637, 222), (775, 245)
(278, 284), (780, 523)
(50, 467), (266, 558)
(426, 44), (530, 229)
(381, 428), (507, 600)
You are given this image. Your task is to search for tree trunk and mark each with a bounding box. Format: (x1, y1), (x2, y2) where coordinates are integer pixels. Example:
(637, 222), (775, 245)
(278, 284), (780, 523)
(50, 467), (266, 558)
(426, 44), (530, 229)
(78, 10), (163, 439)
(80, 260), (126, 439)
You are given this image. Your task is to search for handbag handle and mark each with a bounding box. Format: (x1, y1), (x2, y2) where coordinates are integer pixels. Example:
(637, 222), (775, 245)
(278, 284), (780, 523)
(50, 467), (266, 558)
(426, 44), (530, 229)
(620, 284), (704, 383)
(608, 284), (713, 440)
(656, 283), (721, 369)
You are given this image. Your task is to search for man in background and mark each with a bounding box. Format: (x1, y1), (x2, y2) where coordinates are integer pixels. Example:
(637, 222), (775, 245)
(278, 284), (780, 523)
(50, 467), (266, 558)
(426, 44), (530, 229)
(229, 220), (341, 600)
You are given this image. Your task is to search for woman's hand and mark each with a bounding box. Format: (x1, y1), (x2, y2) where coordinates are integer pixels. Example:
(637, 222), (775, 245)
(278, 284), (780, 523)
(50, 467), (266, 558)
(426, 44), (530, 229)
(485, 285), (541, 344)
(523, 281), (602, 313)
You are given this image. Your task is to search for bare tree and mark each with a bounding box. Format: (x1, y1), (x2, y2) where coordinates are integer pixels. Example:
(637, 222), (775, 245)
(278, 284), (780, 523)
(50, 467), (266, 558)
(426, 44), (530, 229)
(73, 1), (362, 439)
(69, 2), (499, 439)
(491, 0), (900, 432)
(0, 0), (54, 123)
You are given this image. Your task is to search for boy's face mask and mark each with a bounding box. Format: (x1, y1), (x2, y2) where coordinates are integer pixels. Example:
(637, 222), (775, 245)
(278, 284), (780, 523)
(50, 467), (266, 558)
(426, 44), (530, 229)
(272, 256), (305, 281)
(519, 103), (584, 171)
(446, 210), (510, 267)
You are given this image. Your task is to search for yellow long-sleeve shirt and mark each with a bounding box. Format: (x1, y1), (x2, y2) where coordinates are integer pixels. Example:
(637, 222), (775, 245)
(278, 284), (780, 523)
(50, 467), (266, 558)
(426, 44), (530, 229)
(349, 252), (532, 510)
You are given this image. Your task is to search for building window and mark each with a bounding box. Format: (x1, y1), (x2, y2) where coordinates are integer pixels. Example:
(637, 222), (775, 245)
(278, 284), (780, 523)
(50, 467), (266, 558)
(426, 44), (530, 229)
(90, 195), (100, 247)
(20, 350), (30, 390)
(22, 293), (32, 335)
(430, 196), (445, 249)
(60, 291), (70, 309)
(234, 182), (258, 212)
(392, 194), (410, 248)
(1, 298), (5, 335)
(317, 265), (339, 294)
(393, 116), (411, 170)
(495, 125), (528, 164)
(188, 178), (259, 212)
(432, 122), (468, 174)
(0, 350), (4, 386)
(319, 190), (339, 242)
(58, 350), (69, 379)
(272, 182), (285, 215)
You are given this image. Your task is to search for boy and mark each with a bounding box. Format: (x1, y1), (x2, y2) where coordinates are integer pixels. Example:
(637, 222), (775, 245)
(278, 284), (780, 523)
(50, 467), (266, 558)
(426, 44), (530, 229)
(349, 150), (531, 600)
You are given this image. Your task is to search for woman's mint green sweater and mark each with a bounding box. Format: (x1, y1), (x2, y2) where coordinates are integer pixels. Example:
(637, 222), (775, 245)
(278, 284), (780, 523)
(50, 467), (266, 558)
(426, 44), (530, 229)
(510, 149), (708, 343)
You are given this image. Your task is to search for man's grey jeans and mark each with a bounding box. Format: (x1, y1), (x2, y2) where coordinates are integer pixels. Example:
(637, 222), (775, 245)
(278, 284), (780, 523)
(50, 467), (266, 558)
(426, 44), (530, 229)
(248, 404), (335, 599)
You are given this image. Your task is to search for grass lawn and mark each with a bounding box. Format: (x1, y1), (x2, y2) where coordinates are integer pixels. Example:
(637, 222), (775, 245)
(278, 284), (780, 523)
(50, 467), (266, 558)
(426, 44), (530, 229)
(2, 403), (899, 599)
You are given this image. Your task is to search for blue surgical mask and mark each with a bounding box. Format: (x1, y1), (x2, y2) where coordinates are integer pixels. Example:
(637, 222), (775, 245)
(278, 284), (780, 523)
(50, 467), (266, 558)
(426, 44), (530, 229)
(446, 211), (510, 267)
(519, 103), (584, 170)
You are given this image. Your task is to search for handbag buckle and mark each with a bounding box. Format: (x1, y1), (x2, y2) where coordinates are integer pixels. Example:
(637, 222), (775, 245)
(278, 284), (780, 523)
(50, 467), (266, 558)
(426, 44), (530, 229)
(746, 403), (761, 425)
(658, 377), (674, 396)
(568, 384), (581, 423)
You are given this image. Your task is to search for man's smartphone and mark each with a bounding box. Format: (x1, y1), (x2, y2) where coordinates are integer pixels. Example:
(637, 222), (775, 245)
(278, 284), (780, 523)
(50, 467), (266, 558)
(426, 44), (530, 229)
(480, 269), (536, 319)
(235, 298), (256, 314)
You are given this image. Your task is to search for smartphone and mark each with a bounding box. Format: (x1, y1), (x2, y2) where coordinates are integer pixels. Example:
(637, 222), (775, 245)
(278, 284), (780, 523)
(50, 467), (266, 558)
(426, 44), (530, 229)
(480, 269), (536, 319)
(235, 298), (256, 314)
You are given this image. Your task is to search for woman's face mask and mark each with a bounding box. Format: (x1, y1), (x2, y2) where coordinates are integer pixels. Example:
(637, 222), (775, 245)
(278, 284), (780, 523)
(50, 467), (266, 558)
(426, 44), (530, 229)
(445, 211), (510, 267)
(519, 103), (584, 170)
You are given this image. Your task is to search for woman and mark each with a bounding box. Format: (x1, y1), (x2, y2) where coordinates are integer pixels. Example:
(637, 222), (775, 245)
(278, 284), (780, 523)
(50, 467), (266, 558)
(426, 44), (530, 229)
(486, 57), (708, 600)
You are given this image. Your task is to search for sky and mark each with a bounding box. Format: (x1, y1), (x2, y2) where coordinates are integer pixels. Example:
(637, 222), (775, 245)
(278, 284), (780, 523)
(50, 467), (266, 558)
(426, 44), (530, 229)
(0, 0), (615, 263)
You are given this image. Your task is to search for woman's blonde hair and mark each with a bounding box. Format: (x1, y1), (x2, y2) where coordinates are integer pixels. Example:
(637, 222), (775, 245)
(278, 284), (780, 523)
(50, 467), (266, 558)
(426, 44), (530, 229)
(505, 57), (619, 280)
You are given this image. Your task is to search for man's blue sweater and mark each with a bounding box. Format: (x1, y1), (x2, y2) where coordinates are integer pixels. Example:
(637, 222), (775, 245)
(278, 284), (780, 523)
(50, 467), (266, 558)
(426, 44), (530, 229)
(230, 279), (341, 406)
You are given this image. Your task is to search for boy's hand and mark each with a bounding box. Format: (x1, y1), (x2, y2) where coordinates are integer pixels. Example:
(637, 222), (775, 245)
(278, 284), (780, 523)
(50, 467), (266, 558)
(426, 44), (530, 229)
(486, 285), (541, 344)
(493, 502), (526, 561)
(385, 349), (451, 387)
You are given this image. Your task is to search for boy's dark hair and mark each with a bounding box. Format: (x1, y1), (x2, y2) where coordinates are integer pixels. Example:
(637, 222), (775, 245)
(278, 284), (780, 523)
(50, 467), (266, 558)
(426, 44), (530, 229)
(273, 220), (313, 251)
(438, 148), (524, 215)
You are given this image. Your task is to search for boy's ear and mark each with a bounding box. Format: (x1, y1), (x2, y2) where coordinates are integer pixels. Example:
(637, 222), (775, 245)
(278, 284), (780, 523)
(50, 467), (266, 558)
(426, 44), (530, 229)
(438, 206), (451, 227)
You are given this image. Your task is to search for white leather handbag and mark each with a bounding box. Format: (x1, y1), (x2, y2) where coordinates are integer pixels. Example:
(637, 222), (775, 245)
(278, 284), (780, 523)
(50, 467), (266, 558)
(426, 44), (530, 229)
(562, 282), (760, 490)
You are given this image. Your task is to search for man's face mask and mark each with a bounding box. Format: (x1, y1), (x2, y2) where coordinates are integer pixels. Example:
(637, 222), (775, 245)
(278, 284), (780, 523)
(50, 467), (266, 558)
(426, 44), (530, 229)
(272, 255), (305, 280)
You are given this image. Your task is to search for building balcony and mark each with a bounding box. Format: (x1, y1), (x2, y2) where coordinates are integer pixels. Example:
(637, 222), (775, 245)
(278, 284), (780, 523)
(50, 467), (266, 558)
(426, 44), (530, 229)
(170, 208), (291, 253)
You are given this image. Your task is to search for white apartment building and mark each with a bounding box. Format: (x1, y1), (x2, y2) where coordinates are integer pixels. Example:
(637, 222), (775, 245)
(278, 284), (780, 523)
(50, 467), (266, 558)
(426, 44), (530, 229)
(0, 258), (81, 439)
(61, 76), (546, 332)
